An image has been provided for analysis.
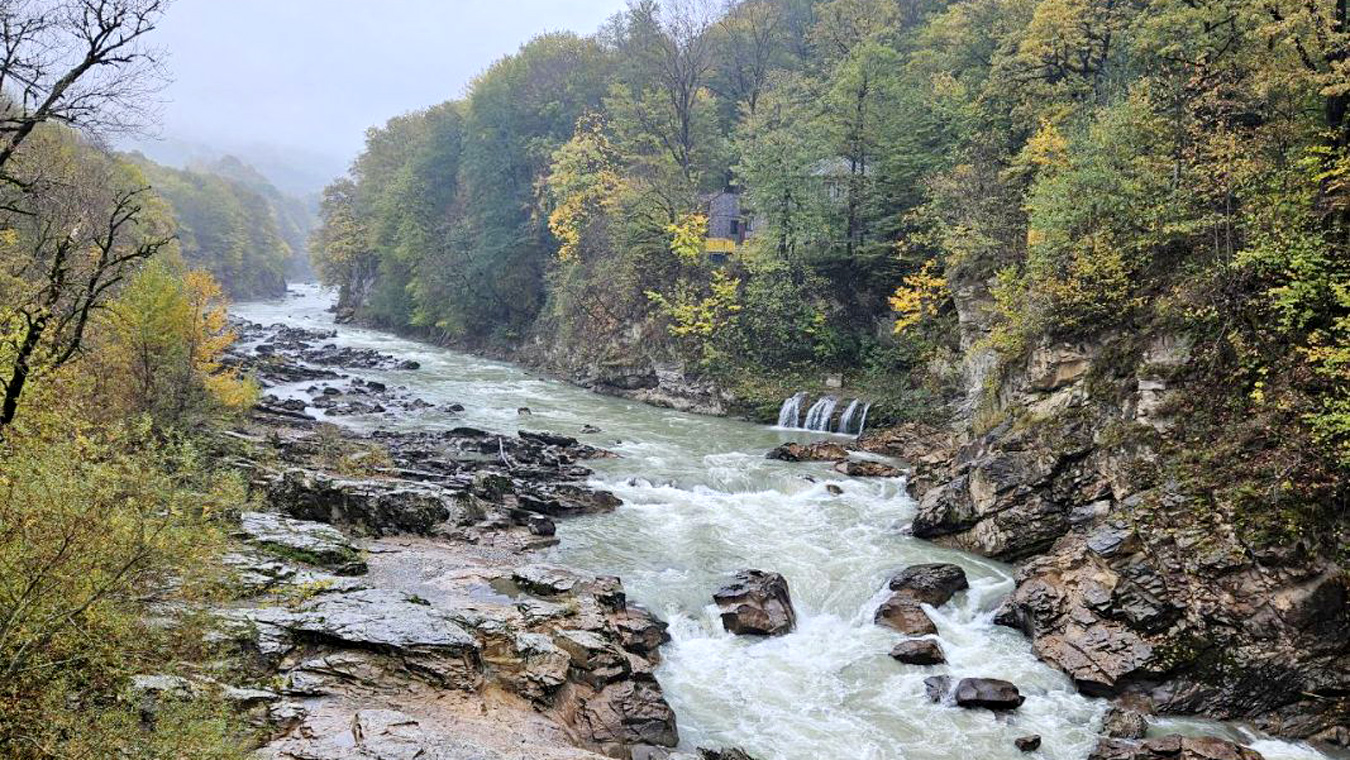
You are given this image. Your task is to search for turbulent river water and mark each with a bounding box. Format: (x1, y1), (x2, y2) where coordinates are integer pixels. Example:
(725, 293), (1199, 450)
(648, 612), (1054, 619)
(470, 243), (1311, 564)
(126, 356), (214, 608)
(234, 285), (1337, 760)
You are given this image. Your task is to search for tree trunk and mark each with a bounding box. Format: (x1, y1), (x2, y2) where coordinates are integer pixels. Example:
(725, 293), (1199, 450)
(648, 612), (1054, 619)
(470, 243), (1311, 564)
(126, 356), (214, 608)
(0, 317), (45, 430)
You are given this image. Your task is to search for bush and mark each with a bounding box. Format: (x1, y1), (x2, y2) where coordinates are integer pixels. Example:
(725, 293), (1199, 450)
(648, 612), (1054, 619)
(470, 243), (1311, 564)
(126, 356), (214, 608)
(0, 406), (249, 759)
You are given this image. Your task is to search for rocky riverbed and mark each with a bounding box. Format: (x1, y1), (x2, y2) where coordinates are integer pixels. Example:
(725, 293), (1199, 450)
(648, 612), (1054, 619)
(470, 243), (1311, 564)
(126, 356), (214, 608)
(172, 286), (1346, 760)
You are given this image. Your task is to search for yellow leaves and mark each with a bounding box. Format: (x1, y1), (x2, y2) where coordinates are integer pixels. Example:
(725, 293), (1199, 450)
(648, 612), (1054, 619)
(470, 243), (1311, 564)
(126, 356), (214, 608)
(667, 213), (709, 265)
(646, 270), (742, 368)
(890, 259), (948, 334)
(104, 263), (254, 426)
(1023, 120), (1069, 169)
(545, 115), (623, 263)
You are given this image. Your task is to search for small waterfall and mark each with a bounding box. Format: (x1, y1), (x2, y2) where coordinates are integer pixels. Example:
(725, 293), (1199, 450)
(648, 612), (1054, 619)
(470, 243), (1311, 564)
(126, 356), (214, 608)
(802, 396), (838, 431)
(776, 393), (870, 435)
(777, 392), (807, 428)
(836, 399), (860, 435)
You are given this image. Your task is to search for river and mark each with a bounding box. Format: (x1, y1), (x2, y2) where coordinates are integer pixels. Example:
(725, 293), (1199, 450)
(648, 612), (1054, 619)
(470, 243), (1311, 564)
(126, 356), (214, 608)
(234, 284), (1336, 760)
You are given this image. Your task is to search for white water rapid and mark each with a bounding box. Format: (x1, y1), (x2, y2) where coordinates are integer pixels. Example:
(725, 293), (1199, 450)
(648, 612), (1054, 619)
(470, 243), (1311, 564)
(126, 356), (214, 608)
(233, 285), (1341, 760)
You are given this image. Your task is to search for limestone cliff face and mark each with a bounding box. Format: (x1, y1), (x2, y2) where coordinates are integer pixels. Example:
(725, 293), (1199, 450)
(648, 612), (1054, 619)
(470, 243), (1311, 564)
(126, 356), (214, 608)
(872, 285), (1350, 745)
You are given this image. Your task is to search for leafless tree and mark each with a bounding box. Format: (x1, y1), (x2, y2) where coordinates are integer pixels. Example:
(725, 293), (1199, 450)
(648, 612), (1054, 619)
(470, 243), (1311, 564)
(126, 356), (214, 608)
(0, 0), (168, 182)
(0, 138), (172, 429)
(712, 0), (782, 117)
(0, 0), (170, 431)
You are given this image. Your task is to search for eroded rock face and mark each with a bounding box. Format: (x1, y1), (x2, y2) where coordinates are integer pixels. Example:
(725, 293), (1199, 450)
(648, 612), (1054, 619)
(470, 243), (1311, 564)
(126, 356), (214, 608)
(908, 419), (1101, 562)
(1087, 735), (1264, 760)
(714, 570), (796, 636)
(888, 377), (1350, 740)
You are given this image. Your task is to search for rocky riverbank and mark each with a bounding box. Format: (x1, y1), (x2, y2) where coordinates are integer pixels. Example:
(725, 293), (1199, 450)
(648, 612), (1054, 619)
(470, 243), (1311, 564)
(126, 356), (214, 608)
(859, 413), (1349, 748)
(162, 317), (792, 760)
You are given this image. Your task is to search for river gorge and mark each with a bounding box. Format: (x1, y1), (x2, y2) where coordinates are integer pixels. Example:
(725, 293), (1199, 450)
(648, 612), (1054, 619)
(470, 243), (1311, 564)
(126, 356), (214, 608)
(231, 285), (1340, 760)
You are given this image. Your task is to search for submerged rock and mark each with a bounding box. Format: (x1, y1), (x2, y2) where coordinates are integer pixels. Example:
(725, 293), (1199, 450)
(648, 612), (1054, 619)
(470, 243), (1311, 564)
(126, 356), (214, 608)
(713, 570), (796, 636)
(1015, 735), (1042, 752)
(833, 459), (903, 478)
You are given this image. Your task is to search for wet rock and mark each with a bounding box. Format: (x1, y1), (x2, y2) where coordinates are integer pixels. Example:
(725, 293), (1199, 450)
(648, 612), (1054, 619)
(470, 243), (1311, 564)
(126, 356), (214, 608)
(513, 564), (583, 596)
(1088, 735), (1265, 760)
(237, 511), (367, 575)
(554, 628), (631, 688)
(713, 570), (796, 636)
(581, 424), (602, 434)
(766, 442), (849, 462)
(517, 483), (623, 518)
(519, 430), (579, 448)
(235, 589), (482, 691)
(1102, 706), (1148, 739)
(954, 678), (1025, 710)
(611, 606), (671, 656)
(574, 680), (679, 753)
(826, 484), (844, 495)
(1015, 735), (1042, 752)
(889, 639), (946, 665)
(887, 563), (969, 607)
(265, 469), (461, 537)
(924, 675), (952, 702)
(501, 632), (570, 702)
(518, 407), (532, 415)
(833, 459), (903, 478)
(874, 596), (938, 636)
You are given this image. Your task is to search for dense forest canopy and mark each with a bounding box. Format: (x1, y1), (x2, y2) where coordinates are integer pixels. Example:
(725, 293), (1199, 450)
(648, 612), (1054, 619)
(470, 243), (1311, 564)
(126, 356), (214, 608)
(315, 0), (1347, 546)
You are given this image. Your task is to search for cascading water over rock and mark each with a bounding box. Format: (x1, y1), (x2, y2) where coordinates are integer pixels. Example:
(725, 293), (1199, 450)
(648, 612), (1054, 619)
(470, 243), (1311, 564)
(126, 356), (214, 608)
(776, 394), (871, 435)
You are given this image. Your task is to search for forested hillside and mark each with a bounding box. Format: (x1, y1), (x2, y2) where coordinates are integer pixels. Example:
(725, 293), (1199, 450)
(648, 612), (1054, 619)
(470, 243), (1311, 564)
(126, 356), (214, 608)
(132, 154), (309, 298)
(315, 0), (1347, 533)
(0, 4), (263, 756)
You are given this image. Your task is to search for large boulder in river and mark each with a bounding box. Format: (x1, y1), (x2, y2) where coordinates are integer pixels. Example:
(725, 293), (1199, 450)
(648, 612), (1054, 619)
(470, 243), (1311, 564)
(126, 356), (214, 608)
(1102, 706), (1149, 739)
(874, 596), (938, 636)
(887, 563), (969, 607)
(1088, 736), (1264, 760)
(714, 570), (796, 636)
(889, 638), (946, 665)
(954, 678), (1025, 710)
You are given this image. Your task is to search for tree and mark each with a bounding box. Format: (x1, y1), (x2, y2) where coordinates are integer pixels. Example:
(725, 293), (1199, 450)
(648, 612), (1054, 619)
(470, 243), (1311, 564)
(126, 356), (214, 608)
(0, 0), (168, 180)
(0, 130), (172, 431)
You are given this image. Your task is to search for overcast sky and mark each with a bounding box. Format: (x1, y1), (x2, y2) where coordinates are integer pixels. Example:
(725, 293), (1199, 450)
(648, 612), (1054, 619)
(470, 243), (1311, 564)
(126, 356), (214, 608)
(135, 0), (626, 191)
